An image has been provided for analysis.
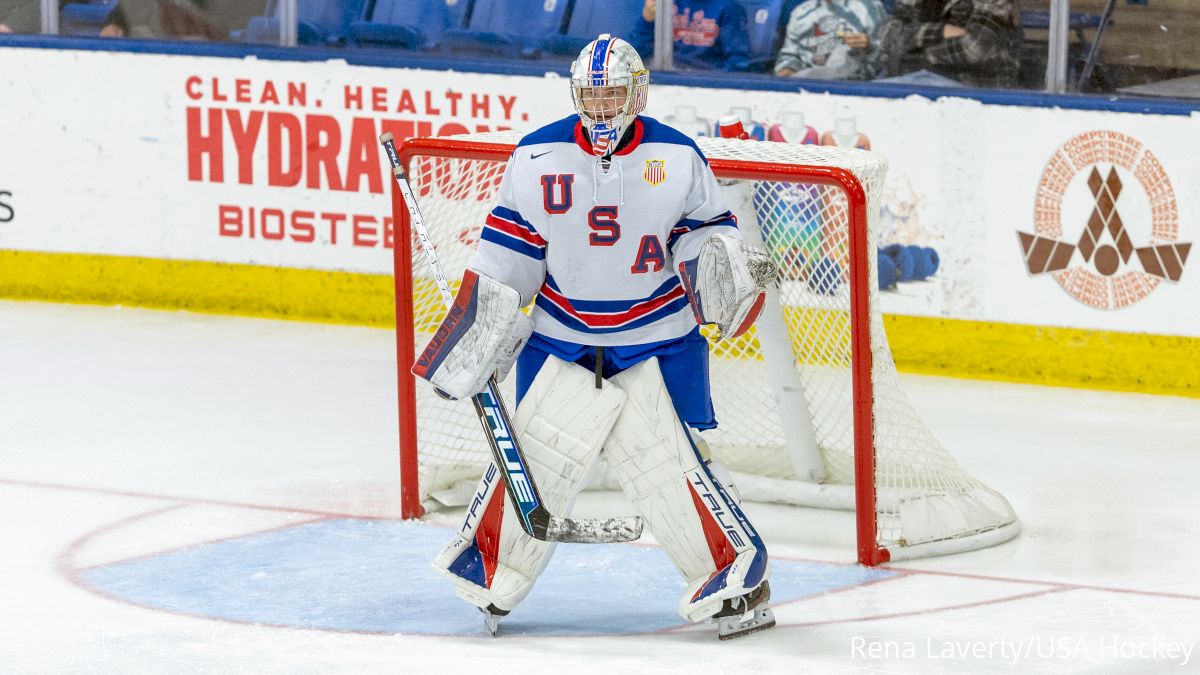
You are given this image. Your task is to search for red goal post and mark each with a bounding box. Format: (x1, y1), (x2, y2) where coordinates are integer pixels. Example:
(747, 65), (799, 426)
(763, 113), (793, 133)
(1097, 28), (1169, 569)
(389, 132), (1019, 566)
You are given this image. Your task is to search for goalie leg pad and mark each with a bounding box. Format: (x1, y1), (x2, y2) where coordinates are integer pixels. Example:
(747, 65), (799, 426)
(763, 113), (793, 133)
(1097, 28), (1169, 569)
(412, 269), (533, 400)
(432, 355), (627, 612)
(678, 233), (778, 340)
(602, 358), (769, 623)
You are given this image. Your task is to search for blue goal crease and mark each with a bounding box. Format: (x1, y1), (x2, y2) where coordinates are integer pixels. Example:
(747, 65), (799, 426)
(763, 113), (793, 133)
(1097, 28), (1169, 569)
(81, 518), (896, 636)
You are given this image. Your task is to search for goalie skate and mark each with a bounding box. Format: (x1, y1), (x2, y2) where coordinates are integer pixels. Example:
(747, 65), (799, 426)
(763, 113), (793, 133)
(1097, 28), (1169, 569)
(481, 604), (508, 638)
(713, 581), (776, 640)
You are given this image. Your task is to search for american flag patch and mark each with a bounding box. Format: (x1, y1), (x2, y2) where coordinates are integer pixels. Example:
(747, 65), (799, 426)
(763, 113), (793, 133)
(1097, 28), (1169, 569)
(643, 160), (666, 186)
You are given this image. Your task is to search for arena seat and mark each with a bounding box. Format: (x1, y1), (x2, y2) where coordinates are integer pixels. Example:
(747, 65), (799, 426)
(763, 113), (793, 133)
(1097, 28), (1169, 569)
(444, 0), (570, 59)
(540, 0), (644, 56)
(350, 0), (469, 50)
(241, 0), (365, 46)
(736, 0), (786, 72)
(60, 0), (120, 37)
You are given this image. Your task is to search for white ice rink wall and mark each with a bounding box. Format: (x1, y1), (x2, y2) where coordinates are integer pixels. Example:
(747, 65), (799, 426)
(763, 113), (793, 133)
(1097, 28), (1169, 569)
(0, 43), (1196, 395)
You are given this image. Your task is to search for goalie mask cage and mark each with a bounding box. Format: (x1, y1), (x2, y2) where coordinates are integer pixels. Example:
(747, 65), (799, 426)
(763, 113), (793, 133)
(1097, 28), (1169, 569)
(391, 132), (1019, 566)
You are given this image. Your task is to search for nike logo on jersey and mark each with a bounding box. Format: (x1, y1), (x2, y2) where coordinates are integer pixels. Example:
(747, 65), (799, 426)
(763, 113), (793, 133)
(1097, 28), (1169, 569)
(531, 151), (553, 160)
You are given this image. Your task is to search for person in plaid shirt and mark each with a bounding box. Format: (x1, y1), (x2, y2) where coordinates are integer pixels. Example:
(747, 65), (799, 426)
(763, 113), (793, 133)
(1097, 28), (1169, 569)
(878, 0), (1021, 88)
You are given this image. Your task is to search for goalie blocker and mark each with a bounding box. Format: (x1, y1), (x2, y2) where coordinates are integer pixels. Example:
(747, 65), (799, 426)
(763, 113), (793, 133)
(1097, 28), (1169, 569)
(411, 269), (532, 400)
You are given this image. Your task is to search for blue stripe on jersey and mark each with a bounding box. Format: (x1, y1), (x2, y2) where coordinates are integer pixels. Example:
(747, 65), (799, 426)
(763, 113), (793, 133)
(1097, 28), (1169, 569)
(516, 115), (579, 148)
(535, 292), (690, 335)
(590, 37), (612, 85)
(491, 205), (541, 238)
(542, 274), (681, 312)
(638, 116), (707, 164)
(666, 211), (737, 252)
(481, 225), (546, 260)
(515, 115), (710, 157)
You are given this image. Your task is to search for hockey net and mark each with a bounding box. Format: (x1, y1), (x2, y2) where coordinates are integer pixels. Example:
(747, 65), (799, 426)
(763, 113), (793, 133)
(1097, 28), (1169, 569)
(391, 131), (1019, 565)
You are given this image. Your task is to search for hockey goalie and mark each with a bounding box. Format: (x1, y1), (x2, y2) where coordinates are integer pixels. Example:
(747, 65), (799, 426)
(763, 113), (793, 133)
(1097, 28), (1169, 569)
(411, 34), (779, 640)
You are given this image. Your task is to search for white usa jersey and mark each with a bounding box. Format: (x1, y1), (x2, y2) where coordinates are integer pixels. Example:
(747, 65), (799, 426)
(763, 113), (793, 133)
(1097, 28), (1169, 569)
(469, 115), (739, 347)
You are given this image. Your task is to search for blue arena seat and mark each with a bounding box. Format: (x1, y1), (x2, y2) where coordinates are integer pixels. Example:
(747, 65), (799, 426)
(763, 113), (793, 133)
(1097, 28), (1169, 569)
(540, 0), (644, 56)
(1020, 10), (1105, 33)
(350, 0), (469, 49)
(736, 0), (786, 71)
(60, 0), (120, 36)
(241, 0), (365, 46)
(444, 0), (570, 58)
(298, 0), (365, 44)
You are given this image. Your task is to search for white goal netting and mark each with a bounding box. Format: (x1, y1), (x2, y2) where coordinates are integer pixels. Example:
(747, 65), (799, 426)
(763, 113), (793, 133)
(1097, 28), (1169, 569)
(396, 132), (1019, 563)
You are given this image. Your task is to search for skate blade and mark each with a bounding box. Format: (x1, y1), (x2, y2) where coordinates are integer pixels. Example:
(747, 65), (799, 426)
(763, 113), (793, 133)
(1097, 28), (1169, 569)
(481, 609), (501, 638)
(716, 604), (776, 641)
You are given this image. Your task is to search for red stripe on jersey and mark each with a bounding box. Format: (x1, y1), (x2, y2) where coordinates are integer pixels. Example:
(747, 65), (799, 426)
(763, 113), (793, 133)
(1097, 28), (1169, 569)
(537, 282), (685, 328)
(485, 213), (546, 247)
(477, 475), (506, 589)
(674, 213), (736, 237)
(573, 121), (592, 154)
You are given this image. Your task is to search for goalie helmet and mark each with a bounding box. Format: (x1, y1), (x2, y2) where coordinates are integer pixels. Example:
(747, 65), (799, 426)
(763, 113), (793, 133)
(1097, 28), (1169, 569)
(570, 34), (649, 157)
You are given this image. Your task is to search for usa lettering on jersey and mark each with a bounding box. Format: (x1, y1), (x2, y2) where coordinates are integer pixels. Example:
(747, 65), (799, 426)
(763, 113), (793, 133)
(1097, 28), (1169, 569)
(467, 115), (740, 347)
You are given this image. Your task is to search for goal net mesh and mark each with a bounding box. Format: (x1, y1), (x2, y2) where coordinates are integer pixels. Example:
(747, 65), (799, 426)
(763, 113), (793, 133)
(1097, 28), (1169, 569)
(398, 132), (1019, 561)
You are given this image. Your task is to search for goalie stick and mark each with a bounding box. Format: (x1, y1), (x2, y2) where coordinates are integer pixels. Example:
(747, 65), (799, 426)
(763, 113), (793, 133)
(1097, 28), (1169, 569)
(379, 132), (643, 545)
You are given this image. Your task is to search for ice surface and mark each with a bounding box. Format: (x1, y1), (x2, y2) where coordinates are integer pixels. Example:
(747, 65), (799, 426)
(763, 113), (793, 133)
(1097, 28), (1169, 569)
(1, 301), (1197, 673)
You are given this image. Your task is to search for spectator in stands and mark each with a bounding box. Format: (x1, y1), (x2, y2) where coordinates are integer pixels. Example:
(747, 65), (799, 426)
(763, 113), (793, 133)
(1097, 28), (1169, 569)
(114, 0), (257, 42)
(151, 0), (227, 41)
(877, 0), (1020, 88)
(98, 0), (163, 38)
(631, 0), (751, 72)
(0, 0), (159, 38)
(774, 0), (888, 80)
(0, 0), (39, 33)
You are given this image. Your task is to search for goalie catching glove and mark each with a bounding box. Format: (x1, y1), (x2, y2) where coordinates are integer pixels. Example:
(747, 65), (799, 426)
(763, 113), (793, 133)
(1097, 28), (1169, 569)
(412, 269), (533, 400)
(678, 233), (779, 340)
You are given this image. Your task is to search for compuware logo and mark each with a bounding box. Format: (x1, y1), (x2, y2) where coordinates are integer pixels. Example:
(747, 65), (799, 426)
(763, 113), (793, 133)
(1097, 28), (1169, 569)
(1018, 130), (1191, 309)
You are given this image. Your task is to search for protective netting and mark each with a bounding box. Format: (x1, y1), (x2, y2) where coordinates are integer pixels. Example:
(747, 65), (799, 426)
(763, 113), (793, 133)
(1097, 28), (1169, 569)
(399, 132), (1018, 561)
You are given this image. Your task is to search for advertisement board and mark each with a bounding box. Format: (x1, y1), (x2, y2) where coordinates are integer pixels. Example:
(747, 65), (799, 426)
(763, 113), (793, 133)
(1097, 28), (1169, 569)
(0, 47), (1195, 345)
